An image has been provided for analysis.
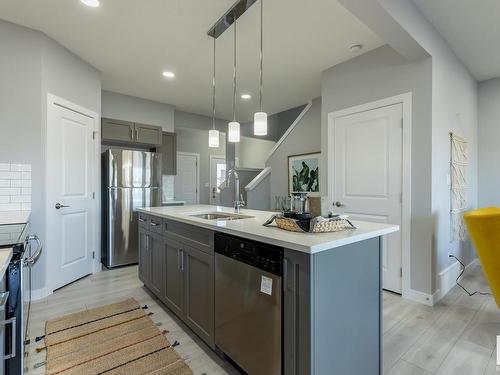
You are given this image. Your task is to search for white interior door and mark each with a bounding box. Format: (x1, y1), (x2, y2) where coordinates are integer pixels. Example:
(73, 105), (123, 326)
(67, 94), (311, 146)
(46, 97), (96, 291)
(210, 156), (226, 205)
(175, 153), (199, 204)
(331, 103), (403, 293)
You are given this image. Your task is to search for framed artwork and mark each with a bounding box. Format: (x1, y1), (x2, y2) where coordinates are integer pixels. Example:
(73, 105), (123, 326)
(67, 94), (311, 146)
(288, 152), (321, 197)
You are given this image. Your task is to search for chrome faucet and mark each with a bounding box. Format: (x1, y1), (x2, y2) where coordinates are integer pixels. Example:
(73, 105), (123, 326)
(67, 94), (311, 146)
(226, 169), (245, 213)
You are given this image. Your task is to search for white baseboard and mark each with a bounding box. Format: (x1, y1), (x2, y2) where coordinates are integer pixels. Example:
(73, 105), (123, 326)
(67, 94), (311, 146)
(31, 287), (52, 301)
(436, 257), (479, 302)
(403, 288), (438, 306)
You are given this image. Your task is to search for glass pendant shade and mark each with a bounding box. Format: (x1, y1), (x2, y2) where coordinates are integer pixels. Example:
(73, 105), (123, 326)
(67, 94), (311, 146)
(208, 129), (220, 148)
(253, 111), (268, 136)
(228, 121), (240, 142)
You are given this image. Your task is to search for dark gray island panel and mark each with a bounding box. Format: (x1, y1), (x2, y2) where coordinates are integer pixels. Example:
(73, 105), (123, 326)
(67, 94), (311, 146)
(312, 237), (381, 375)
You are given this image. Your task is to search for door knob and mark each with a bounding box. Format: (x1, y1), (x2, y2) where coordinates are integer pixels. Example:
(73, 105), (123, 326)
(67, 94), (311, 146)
(334, 201), (345, 207)
(55, 203), (70, 209)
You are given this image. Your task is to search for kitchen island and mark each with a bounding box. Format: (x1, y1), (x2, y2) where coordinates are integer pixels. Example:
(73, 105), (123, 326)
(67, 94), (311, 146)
(137, 205), (398, 375)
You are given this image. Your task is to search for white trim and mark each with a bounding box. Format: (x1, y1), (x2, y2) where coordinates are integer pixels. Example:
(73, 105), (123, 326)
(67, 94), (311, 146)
(176, 152), (200, 204)
(405, 288), (438, 306)
(265, 100), (313, 162)
(436, 257), (480, 301)
(327, 92), (413, 299)
(31, 287), (52, 301)
(245, 167), (271, 191)
(209, 154), (226, 205)
(45, 93), (100, 295)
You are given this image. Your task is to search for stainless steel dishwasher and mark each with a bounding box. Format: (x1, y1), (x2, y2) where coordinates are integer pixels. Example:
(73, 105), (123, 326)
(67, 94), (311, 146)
(214, 233), (283, 375)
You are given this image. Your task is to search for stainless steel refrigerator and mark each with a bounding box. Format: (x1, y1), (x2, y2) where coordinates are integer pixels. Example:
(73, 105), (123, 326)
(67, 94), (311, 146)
(102, 149), (162, 268)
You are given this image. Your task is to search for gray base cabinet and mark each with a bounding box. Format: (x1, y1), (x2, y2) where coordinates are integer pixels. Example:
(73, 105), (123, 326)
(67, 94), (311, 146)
(183, 244), (214, 346)
(139, 215), (215, 348)
(138, 227), (151, 286)
(139, 213), (383, 374)
(163, 236), (184, 318)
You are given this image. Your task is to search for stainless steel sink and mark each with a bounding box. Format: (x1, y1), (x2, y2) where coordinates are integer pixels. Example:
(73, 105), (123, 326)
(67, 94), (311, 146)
(189, 212), (253, 221)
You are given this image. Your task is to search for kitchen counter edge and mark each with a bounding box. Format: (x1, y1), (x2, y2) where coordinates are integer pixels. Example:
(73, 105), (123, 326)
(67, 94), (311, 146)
(137, 206), (399, 254)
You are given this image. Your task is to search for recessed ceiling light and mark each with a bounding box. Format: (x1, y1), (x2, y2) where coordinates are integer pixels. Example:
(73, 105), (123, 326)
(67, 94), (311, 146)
(162, 71), (175, 78)
(80, 0), (100, 7)
(241, 94), (251, 100)
(350, 43), (363, 53)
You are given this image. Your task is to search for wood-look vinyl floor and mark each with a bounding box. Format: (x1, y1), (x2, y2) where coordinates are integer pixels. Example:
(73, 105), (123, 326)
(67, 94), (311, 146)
(25, 264), (499, 374)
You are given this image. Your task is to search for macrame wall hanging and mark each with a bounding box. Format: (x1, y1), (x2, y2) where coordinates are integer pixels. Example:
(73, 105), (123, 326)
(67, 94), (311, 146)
(450, 132), (468, 242)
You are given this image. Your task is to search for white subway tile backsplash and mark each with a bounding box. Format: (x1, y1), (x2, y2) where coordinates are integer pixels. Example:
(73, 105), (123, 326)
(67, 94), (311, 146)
(0, 163), (32, 211)
(21, 172), (31, 180)
(0, 203), (22, 211)
(11, 195), (30, 203)
(0, 188), (20, 196)
(10, 164), (31, 172)
(0, 171), (21, 180)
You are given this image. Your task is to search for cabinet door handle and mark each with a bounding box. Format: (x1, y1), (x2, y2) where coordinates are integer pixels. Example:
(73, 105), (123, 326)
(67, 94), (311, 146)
(146, 235), (149, 250)
(135, 128), (138, 139)
(130, 127), (133, 140)
(150, 222), (159, 227)
(24, 234), (43, 267)
(139, 217), (146, 222)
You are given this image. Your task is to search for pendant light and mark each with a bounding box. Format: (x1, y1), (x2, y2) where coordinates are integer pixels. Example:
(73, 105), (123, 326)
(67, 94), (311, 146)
(209, 37), (220, 148)
(228, 19), (240, 143)
(253, 0), (267, 136)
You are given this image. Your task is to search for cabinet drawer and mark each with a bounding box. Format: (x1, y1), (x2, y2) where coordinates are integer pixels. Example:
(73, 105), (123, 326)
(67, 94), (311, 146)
(138, 213), (150, 228)
(164, 220), (213, 255)
(149, 216), (163, 234)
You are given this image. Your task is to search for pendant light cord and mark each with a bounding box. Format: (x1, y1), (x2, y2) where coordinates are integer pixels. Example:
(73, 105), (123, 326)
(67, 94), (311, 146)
(233, 19), (237, 122)
(212, 37), (216, 130)
(259, 0), (263, 112)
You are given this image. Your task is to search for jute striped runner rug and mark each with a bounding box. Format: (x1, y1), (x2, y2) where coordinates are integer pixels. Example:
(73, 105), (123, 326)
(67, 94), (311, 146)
(39, 298), (193, 375)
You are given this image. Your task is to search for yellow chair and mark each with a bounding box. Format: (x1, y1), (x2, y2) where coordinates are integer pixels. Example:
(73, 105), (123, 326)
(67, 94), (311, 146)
(464, 207), (500, 308)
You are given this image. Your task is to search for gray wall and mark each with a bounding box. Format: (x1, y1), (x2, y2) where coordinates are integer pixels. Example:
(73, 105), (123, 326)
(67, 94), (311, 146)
(379, 0), (478, 293)
(266, 98), (322, 200)
(478, 77), (500, 207)
(102, 90), (174, 132)
(322, 45), (434, 295)
(0, 19), (101, 294)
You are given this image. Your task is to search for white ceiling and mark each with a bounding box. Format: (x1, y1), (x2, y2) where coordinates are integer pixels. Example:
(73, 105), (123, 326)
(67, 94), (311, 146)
(414, 0), (500, 82)
(0, 0), (384, 121)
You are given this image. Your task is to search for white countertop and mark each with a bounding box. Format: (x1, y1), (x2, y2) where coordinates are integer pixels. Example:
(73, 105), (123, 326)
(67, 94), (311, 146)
(0, 248), (13, 279)
(138, 205), (399, 254)
(0, 210), (31, 225)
